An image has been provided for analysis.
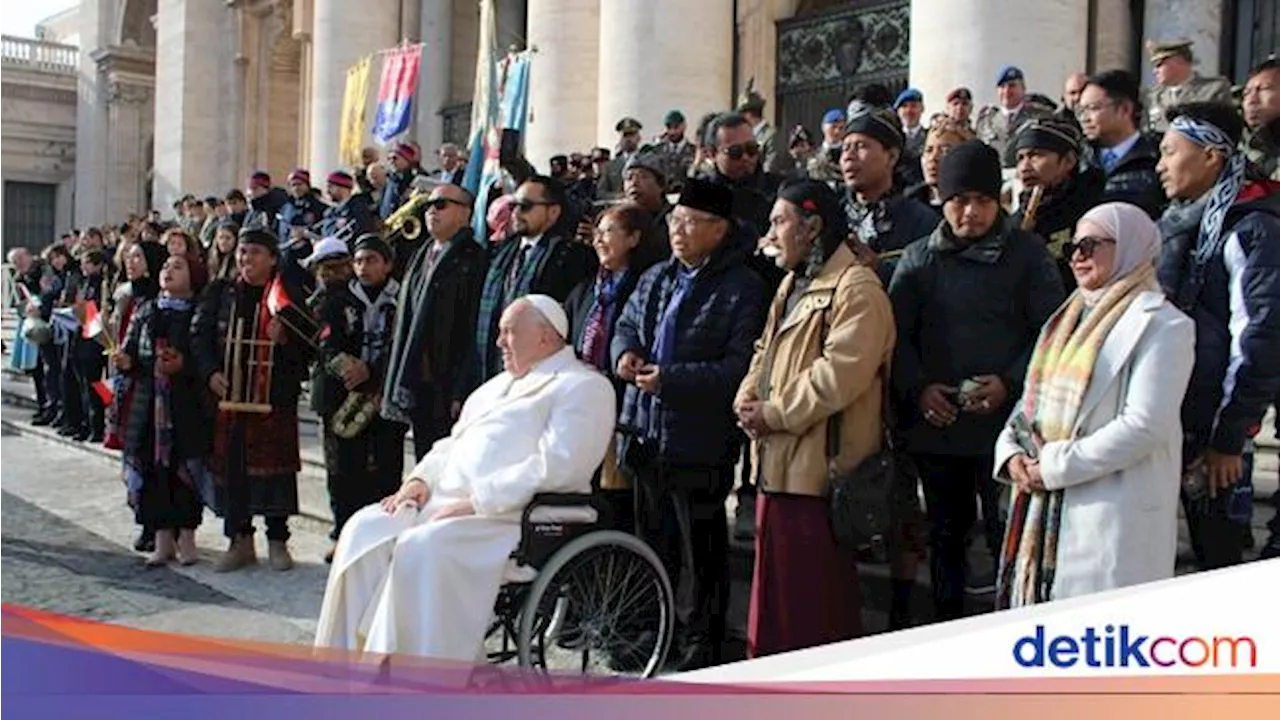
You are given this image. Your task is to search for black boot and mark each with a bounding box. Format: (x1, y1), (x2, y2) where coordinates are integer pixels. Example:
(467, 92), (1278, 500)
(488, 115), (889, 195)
(134, 527), (156, 553)
(31, 407), (57, 426)
(73, 426), (92, 442)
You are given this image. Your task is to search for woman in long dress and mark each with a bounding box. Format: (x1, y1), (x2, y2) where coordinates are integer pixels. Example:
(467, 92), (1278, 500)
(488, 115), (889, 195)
(994, 202), (1195, 606)
(114, 251), (214, 566)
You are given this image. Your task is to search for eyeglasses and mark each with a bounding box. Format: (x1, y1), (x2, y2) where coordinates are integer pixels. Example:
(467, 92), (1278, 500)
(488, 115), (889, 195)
(1064, 235), (1115, 260)
(427, 197), (469, 211)
(1076, 101), (1115, 116)
(513, 199), (555, 212)
(719, 142), (761, 160)
(666, 213), (722, 230)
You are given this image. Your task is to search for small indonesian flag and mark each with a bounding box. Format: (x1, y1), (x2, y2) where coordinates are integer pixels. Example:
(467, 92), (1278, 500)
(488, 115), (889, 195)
(265, 274), (292, 316)
(81, 300), (104, 339)
(92, 380), (114, 406)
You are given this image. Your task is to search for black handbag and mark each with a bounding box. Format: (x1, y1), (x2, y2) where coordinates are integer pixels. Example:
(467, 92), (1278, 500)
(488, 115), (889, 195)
(826, 367), (904, 550)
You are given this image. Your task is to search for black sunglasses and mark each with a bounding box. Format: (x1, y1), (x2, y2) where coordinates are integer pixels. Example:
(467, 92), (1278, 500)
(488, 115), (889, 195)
(720, 142), (761, 160)
(427, 197), (469, 211)
(1063, 235), (1115, 260)
(513, 199), (556, 212)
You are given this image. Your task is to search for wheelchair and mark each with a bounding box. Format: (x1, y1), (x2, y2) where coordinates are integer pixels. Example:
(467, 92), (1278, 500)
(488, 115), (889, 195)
(483, 493), (674, 680)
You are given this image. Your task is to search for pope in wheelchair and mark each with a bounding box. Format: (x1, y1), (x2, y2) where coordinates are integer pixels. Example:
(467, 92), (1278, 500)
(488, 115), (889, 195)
(314, 295), (616, 663)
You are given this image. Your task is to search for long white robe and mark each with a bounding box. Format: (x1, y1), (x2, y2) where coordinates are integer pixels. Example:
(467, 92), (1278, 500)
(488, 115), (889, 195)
(314, 346), (616, 662)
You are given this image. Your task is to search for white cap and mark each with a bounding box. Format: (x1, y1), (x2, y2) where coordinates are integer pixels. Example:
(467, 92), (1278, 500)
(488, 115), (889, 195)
(523, 294), (568, 339)
(302, 236), (350, 268)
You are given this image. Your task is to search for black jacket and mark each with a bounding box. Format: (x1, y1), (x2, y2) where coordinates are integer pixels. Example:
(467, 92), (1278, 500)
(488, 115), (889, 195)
(246, 187), (289, 233)
(1012, 165), (1108, 291)
(312, 279), (399, 418)
(845, 191), (941, 285)
(1096, 133), (1165, 219)
(277, 190), (327, 242)
(1157, 190), (1280, 458)
(121, 298), (209, 461)
(611, 221), (766, 468)
(190, 276), (314, 409)
(321, 193), (377, 240)
(888, 216), (1066, 456)
(382, 230), (489, 422)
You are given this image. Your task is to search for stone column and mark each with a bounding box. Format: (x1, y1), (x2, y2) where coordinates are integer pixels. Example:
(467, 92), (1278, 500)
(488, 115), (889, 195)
(73, 0), (109, 223)
(415, 0), (453, 156)
(153, 0), (231, 211)
(525, 0), (599, 171)
(309, 0), (400, 174)
(597, 0), (733, 148)
(909, 0), (1088, 112)
(1092, 0), (1135, 73)
(1142, 0), (1226, 81)
(104, 75), (155, 223)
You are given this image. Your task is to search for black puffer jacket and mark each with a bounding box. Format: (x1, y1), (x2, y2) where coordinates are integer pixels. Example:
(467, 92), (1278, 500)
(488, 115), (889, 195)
(888, 215), (1066, 456)
(1096, 134), (1165, 219)
(611, 221), (766, 468)
(1012, 165), (1107, 291)
(1157, 190), (1280, 459)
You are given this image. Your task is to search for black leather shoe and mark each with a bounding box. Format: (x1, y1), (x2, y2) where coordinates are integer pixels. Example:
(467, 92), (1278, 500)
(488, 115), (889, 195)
(73, 427), (92, 442)
(134, 529), (156, 553)
(30, 409), (56, 426)
(57, 423), (80, 437)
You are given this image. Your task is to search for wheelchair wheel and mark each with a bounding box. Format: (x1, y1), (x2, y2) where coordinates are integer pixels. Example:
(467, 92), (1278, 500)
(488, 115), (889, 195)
(516, 530), (673, 679)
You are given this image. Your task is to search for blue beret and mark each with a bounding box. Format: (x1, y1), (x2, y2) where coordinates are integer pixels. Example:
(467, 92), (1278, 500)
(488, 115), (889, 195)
(893, 88), (923, 108)
(996, 65), (1025, 86)
(821, 109), (846, 125)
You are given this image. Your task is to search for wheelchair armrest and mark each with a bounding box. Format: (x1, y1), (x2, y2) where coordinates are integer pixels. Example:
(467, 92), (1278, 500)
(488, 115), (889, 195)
(521, 492), (597, 525)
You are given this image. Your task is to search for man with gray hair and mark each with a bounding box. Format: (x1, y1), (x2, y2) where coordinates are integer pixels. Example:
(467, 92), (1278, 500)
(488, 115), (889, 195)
(316, 295), (615, 663)
(434, 143), (465, 185)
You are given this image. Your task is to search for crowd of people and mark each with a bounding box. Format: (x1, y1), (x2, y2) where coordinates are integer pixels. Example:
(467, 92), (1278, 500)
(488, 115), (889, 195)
(5, 38), (1279, 673)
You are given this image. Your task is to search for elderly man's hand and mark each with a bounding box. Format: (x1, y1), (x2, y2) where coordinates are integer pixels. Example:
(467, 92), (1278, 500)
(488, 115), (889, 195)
(429, 498), (476, 522)
(635, 364), (661, 394)
(381, 478), (429, 513)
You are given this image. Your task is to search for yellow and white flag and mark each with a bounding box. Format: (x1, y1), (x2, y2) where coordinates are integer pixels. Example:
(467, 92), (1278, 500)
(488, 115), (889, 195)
(339, 55), (372, 167)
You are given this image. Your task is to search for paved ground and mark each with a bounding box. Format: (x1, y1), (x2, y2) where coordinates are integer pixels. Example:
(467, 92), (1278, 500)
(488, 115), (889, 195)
(0, 427), (328, 644)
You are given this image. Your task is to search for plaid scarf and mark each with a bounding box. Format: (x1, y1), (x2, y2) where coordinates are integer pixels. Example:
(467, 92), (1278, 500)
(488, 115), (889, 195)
(476, 236), (550, 380)
(996, 264), (1156, 608)
(580, 268), (626, 370)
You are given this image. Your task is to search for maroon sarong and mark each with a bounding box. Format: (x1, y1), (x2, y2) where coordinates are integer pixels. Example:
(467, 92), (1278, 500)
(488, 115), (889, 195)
(747, 492), (862, 658)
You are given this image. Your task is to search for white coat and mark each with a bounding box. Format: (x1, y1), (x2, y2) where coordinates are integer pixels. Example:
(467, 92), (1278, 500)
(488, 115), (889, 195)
(994, 291), (1195, 602)
(314, 346), (616, 662)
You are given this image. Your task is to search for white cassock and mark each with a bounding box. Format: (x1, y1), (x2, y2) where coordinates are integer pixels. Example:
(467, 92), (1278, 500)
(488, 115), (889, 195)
(314, 346), (615, 661)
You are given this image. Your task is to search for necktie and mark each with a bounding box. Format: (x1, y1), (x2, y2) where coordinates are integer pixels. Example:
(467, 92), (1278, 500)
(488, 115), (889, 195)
(504, 243), (530, 304)
(1101, 148), (1119, 173)
(424, 243), (442, 273)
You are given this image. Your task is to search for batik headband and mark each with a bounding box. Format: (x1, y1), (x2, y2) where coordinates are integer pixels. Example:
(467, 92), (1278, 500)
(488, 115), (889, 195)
(1168, 115), (1246, 265)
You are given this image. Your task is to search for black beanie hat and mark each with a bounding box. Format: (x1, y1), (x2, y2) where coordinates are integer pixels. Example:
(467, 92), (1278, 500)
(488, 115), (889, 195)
(937, 140), (1003, 203)
(352, 233), (394, 263)
(844, 106), (905, 151)
(1013, 116), (1082, 157)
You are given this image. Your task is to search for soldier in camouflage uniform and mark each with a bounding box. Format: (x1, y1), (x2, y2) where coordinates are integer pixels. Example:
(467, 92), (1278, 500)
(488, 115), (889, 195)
(1242, 57), (1279, 181)
(975, 65), (1054, 168)
(1143, 39), (1232, 134)
(649, 110), (696, 193)
(737, 81), (789, 176)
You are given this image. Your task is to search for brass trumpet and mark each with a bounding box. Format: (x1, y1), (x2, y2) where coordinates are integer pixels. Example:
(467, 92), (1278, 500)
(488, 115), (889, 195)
(383, 189), (432, 243)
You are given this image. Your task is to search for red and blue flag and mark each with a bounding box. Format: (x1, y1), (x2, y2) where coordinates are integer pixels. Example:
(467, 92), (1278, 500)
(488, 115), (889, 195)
(372, 45), (422, 144)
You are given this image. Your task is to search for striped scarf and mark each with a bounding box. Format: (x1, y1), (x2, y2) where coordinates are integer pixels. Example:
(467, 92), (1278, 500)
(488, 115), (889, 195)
(996, 263), (1156, 608)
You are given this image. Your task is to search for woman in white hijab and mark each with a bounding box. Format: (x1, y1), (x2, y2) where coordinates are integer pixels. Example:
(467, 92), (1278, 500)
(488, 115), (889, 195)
(992, 202), (1196, 607)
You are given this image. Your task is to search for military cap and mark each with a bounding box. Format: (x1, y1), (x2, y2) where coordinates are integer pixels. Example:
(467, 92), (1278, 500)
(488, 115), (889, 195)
(821, 109), (845, 125)
(663, 109), (686, 127)
(1147, 38), (1194, 64)
(947, 86), (973, 103)
(789, 124), (815, 148)
(736, 80), (767, 114)
(615, 116), (643, 134)
(996, 65), (1025, 87)
(894, 87), (924, 109)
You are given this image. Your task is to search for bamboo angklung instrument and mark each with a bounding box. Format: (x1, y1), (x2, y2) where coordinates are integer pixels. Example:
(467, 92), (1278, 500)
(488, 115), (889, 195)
(1020, 184), (1045, 232)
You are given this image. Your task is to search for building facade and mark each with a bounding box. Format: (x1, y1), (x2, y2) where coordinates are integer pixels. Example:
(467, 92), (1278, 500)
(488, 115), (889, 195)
(2, 36), (78, 253)
(1, 0), (1274, 239)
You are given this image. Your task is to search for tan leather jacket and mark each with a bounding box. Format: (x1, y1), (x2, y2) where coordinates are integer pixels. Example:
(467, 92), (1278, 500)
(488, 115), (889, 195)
(736, 244), (896, 497)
